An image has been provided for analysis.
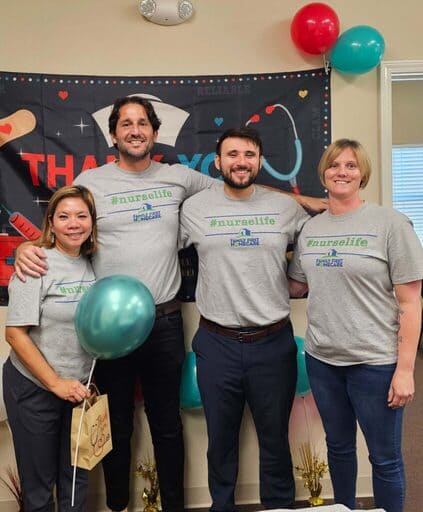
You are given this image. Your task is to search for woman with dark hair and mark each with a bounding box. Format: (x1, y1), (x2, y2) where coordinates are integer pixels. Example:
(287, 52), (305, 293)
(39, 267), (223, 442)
(289, 139), (423, 512)
(3, 185), (97, 512)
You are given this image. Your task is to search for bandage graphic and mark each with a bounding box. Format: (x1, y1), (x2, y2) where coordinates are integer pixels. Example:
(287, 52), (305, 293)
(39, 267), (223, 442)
(0, 109), (36, 148)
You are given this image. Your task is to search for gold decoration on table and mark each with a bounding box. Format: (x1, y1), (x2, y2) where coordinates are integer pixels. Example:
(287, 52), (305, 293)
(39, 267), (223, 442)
(136, 458), (160, 512)
(295, 441), (328, 507)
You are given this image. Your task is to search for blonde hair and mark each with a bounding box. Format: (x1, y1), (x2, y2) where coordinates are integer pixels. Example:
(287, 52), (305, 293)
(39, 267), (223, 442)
(318, 139), (371, 189)
(37, 185), (98, 257)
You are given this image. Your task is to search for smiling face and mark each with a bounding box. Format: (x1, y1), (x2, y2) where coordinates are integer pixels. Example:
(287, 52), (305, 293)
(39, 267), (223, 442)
(111, 103), (158, 169)
(50, 197), (93, 257)
(323, 147), (363, 201)
(215, 137), (261, 197)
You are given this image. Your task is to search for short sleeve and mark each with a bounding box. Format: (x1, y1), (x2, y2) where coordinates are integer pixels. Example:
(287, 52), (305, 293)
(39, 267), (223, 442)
(387, 213), (423, 284)
(6, 274), (42, 327)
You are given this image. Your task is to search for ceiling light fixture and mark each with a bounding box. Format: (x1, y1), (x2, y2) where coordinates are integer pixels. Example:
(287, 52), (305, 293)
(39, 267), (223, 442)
(139, 0), (194, 26)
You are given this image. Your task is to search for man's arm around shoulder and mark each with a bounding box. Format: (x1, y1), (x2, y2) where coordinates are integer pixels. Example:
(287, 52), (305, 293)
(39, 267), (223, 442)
(14, 242), (47, 281)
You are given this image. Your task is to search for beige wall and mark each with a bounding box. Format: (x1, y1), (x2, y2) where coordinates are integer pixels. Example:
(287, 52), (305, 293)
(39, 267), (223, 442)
(1, 0), (422, 510)
(392, 80), (423, 145)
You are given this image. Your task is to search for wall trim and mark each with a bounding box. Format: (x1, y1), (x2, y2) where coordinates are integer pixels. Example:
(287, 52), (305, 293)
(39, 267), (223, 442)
(380, 60), (423, 207)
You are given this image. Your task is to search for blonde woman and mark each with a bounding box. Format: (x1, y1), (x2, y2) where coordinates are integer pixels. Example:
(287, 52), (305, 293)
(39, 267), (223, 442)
(289, 139), (423, 512)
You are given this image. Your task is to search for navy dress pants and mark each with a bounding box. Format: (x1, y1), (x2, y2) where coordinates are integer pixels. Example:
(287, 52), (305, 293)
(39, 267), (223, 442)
(94, 311), (186, 512)
(192, 322), (297, 512)
(3, 358), (88, 512)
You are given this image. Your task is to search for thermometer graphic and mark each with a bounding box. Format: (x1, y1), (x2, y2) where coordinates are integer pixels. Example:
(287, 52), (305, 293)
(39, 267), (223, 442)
(1, 203), (41, 240)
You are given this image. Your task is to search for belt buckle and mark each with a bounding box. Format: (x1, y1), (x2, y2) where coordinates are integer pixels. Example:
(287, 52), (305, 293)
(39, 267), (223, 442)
(237, 330), (256, 342)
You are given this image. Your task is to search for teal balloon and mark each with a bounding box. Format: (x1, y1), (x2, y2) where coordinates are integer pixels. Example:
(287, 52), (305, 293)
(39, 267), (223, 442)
(75, 275), (155, 359)
(180, 352), (202, 410)
(330, 25), (385, 75)
(294, 336), (311, 397)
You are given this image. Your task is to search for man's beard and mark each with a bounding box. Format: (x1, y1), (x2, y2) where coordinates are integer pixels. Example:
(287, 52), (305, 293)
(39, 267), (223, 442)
(221, 170), (257, 189)
(116, 138), (153, 161)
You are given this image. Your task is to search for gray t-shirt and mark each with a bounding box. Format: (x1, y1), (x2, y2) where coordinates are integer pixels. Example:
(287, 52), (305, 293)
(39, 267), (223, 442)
(289, 202), (423, 365)
(6, 248), (96, 387)
(74, 161), (215, 304)
(180, 186), (308, 327)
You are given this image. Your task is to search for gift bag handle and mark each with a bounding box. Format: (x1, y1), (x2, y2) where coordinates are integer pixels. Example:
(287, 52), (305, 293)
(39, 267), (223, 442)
(72, 358), (97, 506)
(80, 381), (101, 410)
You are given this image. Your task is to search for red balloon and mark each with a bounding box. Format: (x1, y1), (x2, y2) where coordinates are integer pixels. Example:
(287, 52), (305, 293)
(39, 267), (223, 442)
(290, 2), (340, 55)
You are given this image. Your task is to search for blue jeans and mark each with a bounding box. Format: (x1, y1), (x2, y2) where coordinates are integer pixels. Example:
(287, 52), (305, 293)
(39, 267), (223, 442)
(306, 354), (405, 512)
(193, 322), (297, 511)
(94, 311), (185, 512)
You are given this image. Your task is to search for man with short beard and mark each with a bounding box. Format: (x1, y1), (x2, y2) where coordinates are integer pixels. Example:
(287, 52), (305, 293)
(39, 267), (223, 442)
(180, 127), (308, 511)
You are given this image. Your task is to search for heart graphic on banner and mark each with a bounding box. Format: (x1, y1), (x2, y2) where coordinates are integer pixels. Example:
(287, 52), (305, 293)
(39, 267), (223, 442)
(58, 90), (69, 100)
(0, 123), (12, 135)
(298, 90), (308, 98)
(214, 117), (223, 126)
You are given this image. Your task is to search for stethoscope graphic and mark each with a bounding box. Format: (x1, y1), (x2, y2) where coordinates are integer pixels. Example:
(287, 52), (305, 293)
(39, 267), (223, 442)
(246, 104), (303, 194)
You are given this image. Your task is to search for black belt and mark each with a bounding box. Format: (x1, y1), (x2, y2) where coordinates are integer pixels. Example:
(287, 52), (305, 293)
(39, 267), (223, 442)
(199, 316), (290, 343)
(155, 298), (181, 318)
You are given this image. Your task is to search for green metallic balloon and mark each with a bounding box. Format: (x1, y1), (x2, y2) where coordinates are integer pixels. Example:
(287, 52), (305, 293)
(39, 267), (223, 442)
(180, 351), (202, 409)
(294, 336), (311, 397)
(330, 25), (385, 75)
(75, 275), (155, 360)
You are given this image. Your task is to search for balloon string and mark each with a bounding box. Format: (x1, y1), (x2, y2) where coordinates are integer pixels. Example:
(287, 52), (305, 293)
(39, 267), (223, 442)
(71, 358), (97, 507)
(86, 358), (97, 387)
(301, 396), (312, 444)
(323, 53), (330, 75)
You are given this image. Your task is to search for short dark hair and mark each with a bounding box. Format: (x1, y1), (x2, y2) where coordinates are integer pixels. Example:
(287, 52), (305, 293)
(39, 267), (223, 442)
(215, 127), (263, 156)
(108, 96), (162, 135)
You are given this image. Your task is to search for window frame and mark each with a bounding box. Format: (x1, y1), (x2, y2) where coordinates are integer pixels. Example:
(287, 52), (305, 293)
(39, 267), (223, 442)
(380, 60), (423, 207)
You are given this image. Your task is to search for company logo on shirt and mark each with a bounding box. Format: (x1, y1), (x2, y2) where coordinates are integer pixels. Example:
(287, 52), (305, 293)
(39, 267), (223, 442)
(107, 188), (177, 222)
(230, 228), (260, 247)
(133, 203), (161, 222)
(315, 249), (343, 267)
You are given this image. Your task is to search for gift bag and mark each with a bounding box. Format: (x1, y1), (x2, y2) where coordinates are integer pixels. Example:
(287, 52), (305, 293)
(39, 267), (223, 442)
(71, 386), (113, 470)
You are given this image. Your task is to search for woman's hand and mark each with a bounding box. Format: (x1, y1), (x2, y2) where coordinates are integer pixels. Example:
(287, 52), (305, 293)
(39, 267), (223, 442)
(388, 368), (414, 408)
(50, 378), (91, 403)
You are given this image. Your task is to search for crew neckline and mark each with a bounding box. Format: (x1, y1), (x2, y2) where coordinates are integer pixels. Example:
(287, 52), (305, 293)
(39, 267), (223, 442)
(327, 201), (367, 221)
